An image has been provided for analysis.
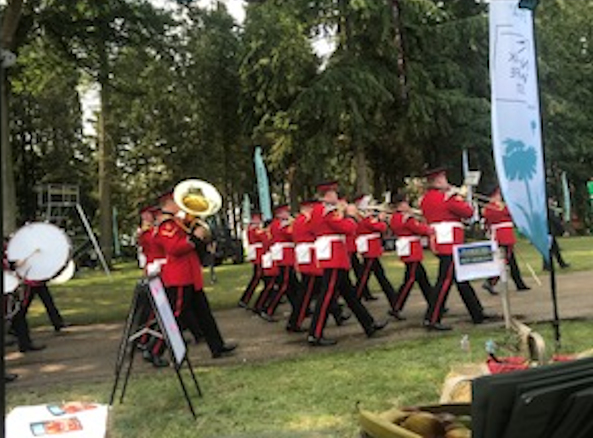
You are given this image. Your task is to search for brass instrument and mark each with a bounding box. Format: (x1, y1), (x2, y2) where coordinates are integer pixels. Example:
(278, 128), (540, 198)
(173, 179), (222, 237)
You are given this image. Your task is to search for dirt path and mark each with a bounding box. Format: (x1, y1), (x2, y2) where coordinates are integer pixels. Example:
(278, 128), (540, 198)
(7, 270), (593, 390)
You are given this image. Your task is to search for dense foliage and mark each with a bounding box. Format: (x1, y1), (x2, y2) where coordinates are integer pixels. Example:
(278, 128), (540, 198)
(1, 0), (591, 258)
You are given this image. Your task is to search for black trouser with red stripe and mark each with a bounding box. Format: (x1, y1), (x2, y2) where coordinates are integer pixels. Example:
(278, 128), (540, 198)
(239, 264), (263, 307)
(424, 255), (484, 325)
(288, 274), (321, 329)
(489, 245), (528, 289)
(350, 254), (373, 300)
(393, 262), (432, 313)
(254, 276), (278, 312)
(265, 266), (300, 316)
(152, 285), (203, 357)
(189, 289), (225, 355)
(20, 283), (64, 330)
(355, 257), (398, 309)
(309, 268), (375, 340)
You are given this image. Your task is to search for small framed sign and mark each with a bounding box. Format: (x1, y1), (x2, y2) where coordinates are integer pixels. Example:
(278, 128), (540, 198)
(453, 241), (502, 282)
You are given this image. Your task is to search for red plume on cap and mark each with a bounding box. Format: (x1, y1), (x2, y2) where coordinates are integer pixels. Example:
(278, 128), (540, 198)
(316, 180), (339, 194)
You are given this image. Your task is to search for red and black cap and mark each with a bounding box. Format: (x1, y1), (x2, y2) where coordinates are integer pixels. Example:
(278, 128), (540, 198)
(273, 204), (290, 215)
(392, 192), (408, 205)
(484, 183), (500, 196)
(423, 166), (448, 180)
(250, 210), (263, 221)
(315, 180), (339, 194)
(300, 199), (318, 208)
(157, 187), (174, 204)
(140, 205), (159, 215)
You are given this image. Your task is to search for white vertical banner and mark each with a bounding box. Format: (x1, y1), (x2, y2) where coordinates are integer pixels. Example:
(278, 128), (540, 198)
(490, 0), (550, 262)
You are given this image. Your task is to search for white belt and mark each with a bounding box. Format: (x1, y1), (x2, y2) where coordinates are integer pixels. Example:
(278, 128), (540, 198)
(295, 243), (314, 264)
(271, 242), (294, 261)
(146, 258), (167, 276)
(355, 233), (381, 254)
(396, 236), (421, 243)
(246, 243), (263, 261)
(490, 222), (513, 231)
(315, 235), (346, 261)
(432, 221), (464, 245)
(395, 236), (420, 257)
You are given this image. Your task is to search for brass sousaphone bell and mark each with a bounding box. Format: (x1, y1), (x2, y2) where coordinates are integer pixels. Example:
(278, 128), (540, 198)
(173, 179), (222, 235)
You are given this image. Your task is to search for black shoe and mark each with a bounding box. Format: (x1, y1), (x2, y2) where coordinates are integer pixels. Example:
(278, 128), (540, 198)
(286, 325), (306, 333)
(54, 322), (74, 332)
(388, 310), (406, 321)
(212, 343), (238, 358)
(364, 295), (379, 301)
(308, 336), (337, 347)
(482, 281), (498, 295)
(137, 342), (148, 352)
(367, 319), (388, 337)
(426, 323), (452, 332)
(560, 263), (570, 269)
(259, 311), (278, 323)
(142, 350), (153, 363)
(476, 313), (500, 324)
(237, 301), (248, 309)
(152, 356), (169, 368)
(5, 373), (18, 383)
(336, 311), (352, 326)
(19, 343), (46, 353)
(517, 285), (531, 291)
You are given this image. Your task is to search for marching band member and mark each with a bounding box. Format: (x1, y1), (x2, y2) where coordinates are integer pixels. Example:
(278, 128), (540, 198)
(354, 205), (399, 313)
(138, 205), (166, 276)
(389, 193), (434, 320)
(154, 190), (237, 361)
(286, 200), (322, 332)
(420, 167), (490, 331)
(349, 196), (376, 301)
(482, 185), (530, 293)
(308, 181), (387, 346)
(261, 204), (300, 318)
(253, 220), (280, 317)
(238, 211), (265, 308)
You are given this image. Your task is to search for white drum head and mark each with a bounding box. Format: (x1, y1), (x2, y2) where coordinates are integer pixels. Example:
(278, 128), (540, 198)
(7, 222), (71, 282)
(3, 270), (19, 294)
(49, 260), (76, 285)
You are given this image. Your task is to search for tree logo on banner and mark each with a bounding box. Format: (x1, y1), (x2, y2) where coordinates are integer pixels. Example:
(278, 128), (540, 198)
(502, 133), (547, 247)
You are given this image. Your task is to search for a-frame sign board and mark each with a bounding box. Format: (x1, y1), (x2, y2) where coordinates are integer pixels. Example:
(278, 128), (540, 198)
(109, 276), (202, 418)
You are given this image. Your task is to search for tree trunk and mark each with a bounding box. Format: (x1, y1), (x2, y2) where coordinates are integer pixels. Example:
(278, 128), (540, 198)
(97, 37), (113, 265)
(1, 0), (24, 236)
(1, 69), (17, 235)
(354, 143), (371, 195)
(391, 0), (408, 103)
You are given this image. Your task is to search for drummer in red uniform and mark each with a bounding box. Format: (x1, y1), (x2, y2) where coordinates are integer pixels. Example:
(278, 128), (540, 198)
(354, 204), (398, 312)
(482, 184), (530, 293)
(238, 211), (265, 308)
(261, 204), (300, 319)
(307, 181), (387, 346)
(389, 193), (434, 321)
(420, 167), (489, 331)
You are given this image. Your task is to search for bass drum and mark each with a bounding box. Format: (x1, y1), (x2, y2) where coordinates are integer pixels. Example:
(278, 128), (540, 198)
(49, 260), (76, 285)
(3, 270), (20, 294)
(7, 222), (72, 282)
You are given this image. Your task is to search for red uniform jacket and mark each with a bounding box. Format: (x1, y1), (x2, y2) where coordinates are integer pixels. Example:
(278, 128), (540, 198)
(420, 188), (473, 256)
(292, 213), (323, 276)
(390, 212), (433, 262)
(261, 230), (279, 277)
(153, 218), (203, 290)
(138, 227), (165, 264)
(311, 203), (357, 270)
(356, 216), (387, 259)
(345, 220), (358, 255)
(482, 201), (516, 246)
(270, 218), (295, 266)
(246, 225), (265, 265)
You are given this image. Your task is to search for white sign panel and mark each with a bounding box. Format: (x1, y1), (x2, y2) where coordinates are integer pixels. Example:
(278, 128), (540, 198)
(490, 1), (550, 261)
(453, 241), (502, 282)
(7, 403), (108, 438)
(148, 277), (187, 366)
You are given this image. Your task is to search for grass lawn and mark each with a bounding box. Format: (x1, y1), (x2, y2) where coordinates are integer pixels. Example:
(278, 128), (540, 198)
(8, 321), (593, 437)
(26, 236), (593, 328)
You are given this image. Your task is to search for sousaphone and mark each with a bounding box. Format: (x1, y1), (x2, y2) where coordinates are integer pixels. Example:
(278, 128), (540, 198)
(173, 179), (222, 234)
